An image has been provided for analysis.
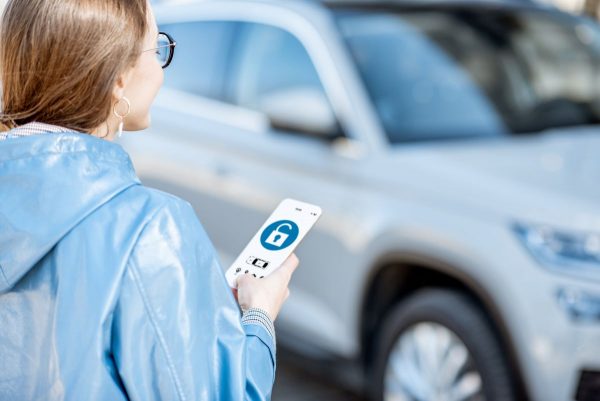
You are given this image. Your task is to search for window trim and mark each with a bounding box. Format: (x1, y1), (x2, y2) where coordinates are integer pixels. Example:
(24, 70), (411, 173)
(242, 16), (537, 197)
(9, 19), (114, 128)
(155, 8), (367, 146)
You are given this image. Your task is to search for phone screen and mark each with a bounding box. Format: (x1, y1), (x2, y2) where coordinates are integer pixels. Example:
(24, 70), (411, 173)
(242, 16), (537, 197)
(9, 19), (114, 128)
(225, 198), (322, 288)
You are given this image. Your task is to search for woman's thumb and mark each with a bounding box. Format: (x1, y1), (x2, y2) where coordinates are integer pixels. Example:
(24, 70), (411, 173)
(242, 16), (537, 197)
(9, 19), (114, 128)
(273, 253), (300, 280)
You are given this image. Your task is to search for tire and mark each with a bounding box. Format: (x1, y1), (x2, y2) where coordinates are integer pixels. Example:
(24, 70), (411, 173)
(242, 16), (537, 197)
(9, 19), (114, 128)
(369, 288), (518, 401)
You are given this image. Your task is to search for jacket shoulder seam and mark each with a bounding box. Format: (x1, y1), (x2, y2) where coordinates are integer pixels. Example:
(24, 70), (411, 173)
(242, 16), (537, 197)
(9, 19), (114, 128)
(122, 200), (188, 401)
(119, 192), (186, 267)
(126, 261), (187, 401)
(0, 263), (8, 286)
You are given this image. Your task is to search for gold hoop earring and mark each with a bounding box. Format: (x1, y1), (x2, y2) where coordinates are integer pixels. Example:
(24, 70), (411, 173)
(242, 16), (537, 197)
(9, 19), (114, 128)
(113, 97), (131, 138)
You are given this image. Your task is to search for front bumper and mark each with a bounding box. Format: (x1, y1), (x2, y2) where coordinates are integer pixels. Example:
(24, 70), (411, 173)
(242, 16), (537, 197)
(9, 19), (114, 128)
(480, 234), (600, 401)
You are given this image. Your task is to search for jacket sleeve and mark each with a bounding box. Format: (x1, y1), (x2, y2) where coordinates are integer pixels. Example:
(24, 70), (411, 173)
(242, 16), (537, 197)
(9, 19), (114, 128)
(111, 197), (276, 401)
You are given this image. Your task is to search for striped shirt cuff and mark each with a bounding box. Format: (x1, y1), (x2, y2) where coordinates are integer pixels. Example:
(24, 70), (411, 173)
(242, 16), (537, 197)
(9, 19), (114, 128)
(241, 308), (276, 345)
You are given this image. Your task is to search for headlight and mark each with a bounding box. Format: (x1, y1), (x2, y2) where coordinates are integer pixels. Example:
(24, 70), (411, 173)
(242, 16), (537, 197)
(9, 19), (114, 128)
(514, 223), (600, 270)
(557, 287), (600, 321)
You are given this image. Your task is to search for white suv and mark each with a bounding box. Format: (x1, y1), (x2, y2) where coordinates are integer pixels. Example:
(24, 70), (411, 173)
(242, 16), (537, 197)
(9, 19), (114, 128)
(122, 1), (600, 400)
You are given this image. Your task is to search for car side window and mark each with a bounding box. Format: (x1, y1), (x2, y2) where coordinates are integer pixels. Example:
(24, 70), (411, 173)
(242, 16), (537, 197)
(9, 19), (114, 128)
(228, 23), (341, 138)
(159, 21), (238, 101)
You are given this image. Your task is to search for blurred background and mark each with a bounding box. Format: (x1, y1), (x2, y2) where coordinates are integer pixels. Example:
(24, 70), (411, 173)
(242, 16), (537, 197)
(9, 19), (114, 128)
(7, 0), (600, 400)
(131, 0), (600, 400)
(552, 0), (600, 16)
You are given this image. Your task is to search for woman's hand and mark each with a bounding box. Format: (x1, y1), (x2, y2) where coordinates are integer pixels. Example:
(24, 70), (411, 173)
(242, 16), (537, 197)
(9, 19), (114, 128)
(235, 253), (299, 321)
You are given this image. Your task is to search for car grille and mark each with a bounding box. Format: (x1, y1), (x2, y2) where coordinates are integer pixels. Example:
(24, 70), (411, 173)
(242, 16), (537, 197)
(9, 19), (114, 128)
(576, 370), (600, 401)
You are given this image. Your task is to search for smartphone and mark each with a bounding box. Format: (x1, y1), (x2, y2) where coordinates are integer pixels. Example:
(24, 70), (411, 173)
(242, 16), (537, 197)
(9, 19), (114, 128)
(225, 198), (322, 288)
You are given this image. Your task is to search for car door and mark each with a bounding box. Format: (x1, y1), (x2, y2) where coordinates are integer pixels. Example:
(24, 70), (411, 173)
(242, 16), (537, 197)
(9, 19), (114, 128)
(121, 16), (364, 355)
(208, 20), (362, 352)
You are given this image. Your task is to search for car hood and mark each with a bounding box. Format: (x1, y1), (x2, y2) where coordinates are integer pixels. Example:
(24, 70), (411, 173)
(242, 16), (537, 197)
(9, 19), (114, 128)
(372, 127), (600, 229)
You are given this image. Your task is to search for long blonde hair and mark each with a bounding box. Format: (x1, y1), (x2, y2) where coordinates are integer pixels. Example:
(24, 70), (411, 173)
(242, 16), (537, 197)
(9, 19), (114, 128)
(0, 0), (148, 133)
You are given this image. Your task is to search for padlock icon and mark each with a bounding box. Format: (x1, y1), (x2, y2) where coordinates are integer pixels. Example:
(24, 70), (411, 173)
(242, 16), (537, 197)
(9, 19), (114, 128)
(265, 223), (293, 248)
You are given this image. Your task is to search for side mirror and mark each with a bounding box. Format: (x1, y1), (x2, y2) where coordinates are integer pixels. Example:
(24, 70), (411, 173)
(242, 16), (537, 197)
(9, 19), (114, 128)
(260, 87), (342, 139)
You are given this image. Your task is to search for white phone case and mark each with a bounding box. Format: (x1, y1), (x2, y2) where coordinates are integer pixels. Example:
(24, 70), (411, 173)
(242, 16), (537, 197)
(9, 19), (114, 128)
(225, 198), (322, 288)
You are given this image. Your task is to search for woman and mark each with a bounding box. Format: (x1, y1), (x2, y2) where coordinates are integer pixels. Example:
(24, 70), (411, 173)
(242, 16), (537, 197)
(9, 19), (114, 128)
(0, 0), (298, 400)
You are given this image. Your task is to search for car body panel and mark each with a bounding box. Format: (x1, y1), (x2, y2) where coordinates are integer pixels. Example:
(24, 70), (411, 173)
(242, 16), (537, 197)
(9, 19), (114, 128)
(121, 1), (600, 400)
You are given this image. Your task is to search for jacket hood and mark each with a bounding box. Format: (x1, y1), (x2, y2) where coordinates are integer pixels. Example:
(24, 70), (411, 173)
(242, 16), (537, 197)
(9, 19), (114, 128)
(0, 132), (141, 293)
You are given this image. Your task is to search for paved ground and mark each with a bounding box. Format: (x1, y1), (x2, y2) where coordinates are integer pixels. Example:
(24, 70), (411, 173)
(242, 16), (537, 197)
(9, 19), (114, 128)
(272, 348), (369, 401)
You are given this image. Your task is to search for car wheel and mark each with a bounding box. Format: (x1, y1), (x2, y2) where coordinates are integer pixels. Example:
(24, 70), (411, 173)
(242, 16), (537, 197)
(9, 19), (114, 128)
(370, 289), (517, 401)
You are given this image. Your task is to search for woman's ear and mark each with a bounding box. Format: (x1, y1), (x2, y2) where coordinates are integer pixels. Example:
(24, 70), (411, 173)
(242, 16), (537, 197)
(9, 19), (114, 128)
(112, 68), (135, 100)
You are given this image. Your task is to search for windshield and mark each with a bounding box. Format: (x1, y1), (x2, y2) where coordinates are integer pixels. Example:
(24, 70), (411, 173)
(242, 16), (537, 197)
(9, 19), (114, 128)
(336, 7), (600, 143)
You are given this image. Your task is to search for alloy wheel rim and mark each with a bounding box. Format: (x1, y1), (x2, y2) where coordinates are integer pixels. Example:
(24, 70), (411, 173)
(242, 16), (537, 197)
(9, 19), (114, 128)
(383, 322), (485, 401)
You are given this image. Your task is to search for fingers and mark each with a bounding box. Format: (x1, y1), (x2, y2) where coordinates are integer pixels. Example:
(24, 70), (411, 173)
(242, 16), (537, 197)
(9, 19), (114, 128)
(236, 271), (258, 290)
(238, 254), (299, 286)
(234, 254), (298, 320)
(275, 253), (300, 279)
(237, 255), (297, 288)
(286, 253), (300, 267)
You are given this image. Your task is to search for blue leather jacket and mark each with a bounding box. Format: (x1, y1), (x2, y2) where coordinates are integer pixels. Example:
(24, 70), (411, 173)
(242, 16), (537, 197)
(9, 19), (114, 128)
(0, 132), (276, 401)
